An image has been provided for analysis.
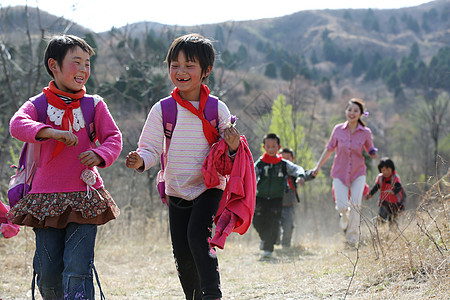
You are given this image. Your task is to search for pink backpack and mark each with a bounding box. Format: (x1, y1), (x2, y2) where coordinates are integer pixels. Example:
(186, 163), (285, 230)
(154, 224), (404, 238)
(157, 95), (219, 204)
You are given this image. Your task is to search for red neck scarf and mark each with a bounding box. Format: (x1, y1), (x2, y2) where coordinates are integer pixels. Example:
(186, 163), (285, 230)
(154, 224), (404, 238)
(171, 84), (219, 146)
(42, 81), (86, 158)
(261, 153), (282, 164)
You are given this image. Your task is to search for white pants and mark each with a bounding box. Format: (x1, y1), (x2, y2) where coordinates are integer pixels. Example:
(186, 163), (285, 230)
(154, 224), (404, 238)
(333, 176), (366, 244)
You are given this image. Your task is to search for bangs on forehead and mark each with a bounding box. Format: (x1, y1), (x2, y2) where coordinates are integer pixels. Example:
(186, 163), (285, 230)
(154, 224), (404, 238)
(170, 42), (198, 62)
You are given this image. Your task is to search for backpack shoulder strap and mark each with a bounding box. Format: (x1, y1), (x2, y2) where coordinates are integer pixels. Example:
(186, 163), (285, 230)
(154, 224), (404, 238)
(29, 92), (48, 123)
(204, 95), (219, 129)
(159, 97), (177, 170)
(160, 96), (177, 139)
(255, 158), (264, 176)
(281, 159), (288, 177)
(392, 173), (401, 184)
(376, 174), (383, 186)
(80, 95), (96, 142)
(22, 93), (48, 168)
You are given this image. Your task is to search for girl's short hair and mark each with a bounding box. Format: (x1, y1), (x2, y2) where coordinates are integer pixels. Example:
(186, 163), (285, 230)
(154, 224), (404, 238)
(44, 35), (95, 78)
(345, 98), (366, 126)
(165, 34), (215, 82)
(378, 157), (396, 172)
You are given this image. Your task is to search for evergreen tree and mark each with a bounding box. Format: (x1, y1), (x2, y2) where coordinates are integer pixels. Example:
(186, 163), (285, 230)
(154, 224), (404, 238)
(281, 63), (295, 81)
(310, 49), (318, 65)
(352, 52), (368, 77)
(264, 62), (277, 78)
(388, 16), (398, 34)
(343, 10), (352, 21)
(409, 42), (420, 61)
(399, 59), (416, 86)
(362, 9), (379, 32)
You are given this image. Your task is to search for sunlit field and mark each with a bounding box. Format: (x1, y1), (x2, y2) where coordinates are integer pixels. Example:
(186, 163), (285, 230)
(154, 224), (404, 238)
(1, 171), (448, 300)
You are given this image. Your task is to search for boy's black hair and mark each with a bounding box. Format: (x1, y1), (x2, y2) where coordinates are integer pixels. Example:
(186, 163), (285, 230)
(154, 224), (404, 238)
(165, 33), (215, 82)
(280, 147), (294, 157)
(263, 133), (280, 145)
(44, 35), (95, 78)
(378, 157), (396, 173)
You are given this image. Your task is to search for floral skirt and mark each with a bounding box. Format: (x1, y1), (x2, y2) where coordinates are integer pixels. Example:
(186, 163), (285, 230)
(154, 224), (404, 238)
(7, 188), (120, 229)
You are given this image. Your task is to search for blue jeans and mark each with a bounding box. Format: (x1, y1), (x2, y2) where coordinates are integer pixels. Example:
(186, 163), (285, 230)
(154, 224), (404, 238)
(168, 188), (223, 300)
(32, 223), (102, 300)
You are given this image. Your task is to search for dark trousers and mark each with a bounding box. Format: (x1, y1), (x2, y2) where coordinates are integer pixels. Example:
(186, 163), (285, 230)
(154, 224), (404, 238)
(253, 197), (283, 252)
(378, 201), (403, 225)
(168, 188), (223, 300)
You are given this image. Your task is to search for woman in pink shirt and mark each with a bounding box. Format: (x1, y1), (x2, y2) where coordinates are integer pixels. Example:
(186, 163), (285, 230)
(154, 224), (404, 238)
(312, 98), (377, 247)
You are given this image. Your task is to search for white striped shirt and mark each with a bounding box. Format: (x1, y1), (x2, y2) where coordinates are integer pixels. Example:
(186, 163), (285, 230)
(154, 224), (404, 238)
(137, 97), (231, 200)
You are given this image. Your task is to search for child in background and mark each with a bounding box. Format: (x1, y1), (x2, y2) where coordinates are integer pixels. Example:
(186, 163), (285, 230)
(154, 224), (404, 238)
(126, 33), (240, 300)
(365, 157), (405, 225)
(278, 147), (314, 249)
(7, 35), (122, 299)
(253, 134), (310, 259)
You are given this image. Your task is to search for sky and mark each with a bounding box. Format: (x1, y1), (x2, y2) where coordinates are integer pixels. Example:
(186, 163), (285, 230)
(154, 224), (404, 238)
(0, 0), (433, 32)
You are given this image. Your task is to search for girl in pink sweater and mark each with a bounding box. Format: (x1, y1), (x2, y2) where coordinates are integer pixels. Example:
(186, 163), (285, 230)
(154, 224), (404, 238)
(8, 35), (122, 299)
(126, 33), (239, 300)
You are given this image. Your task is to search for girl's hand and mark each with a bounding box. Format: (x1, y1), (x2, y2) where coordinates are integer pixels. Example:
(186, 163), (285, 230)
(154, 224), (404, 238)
(126, 151), (144, 169)
(36, 128), (78, 146)
(54, 130), (78, 146)
(311, 167), (320, 177)
(78, 150), (104, 167)
(223, 127), (240, 154)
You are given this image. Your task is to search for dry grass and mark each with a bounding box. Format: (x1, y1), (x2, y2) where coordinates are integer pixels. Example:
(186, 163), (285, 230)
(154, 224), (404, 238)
(1, 173), (448, 300)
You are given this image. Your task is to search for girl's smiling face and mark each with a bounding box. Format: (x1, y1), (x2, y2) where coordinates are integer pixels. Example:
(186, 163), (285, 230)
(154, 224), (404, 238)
(169, 50), (211, 101)
(345, 103), (362, 125)
(49, 46), (90, 93)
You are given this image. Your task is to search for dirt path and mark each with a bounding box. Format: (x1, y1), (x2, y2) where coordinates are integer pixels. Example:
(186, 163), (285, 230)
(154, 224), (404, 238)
(1, 227), (445, 300)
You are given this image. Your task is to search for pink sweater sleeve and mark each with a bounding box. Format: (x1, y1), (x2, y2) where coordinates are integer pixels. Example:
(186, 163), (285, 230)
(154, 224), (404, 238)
(9, 101), (52, 143)
(90, 100), (122, 168)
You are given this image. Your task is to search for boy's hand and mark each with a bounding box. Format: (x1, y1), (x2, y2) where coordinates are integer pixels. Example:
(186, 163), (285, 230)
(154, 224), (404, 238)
(79, 150), (104, 167)
(364, 194), (372, 201)
(126, 151), (144, 169)
(223, 127), (240, 154)
(296, 177), (305, 186)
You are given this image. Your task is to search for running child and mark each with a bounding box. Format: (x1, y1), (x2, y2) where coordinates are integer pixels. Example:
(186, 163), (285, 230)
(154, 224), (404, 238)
(7, 35), (122, 299)
(364, 157), (406, 225)
(126, 33), (240, 300)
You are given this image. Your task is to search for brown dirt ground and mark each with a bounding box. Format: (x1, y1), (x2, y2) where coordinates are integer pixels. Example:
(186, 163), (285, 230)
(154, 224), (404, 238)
(1, 223), (448, 300)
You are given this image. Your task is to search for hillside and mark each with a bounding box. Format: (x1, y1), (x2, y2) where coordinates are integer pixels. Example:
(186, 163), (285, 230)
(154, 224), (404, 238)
(0, 1), (449, 200)
(103, 0), (449, 65)
(2, 1), (449, 67)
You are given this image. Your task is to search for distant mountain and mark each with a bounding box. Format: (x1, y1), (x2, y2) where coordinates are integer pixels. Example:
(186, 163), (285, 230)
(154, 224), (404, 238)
(108, 0), (449, 61)
(1, 1), (449, 83)
(0, 5), (90, 40)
